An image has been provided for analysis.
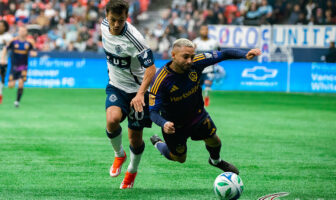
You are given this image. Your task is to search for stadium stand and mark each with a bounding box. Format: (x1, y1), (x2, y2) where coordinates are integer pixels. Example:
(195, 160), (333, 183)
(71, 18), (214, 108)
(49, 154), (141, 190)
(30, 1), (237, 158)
(0, 0), (335, 54)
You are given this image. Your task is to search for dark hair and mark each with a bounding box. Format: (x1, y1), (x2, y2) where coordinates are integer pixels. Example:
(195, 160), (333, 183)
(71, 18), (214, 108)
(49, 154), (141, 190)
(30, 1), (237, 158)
(105, 0), (129, 15)
(0, 20), (9, 32)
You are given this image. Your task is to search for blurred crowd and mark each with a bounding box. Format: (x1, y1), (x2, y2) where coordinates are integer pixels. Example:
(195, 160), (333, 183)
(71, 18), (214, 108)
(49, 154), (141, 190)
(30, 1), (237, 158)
(0, 0), (335, 53)
(145, 0), (336, 58)
(0, 0), (150, 52)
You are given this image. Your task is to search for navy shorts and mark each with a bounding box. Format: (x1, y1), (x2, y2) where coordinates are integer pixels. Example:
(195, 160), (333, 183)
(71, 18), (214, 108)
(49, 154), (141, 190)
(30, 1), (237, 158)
(162, 114), (217, 156)
(105, 84), (152, 130)
(10, 65), (27, 81)
(0, 64), (7, 73)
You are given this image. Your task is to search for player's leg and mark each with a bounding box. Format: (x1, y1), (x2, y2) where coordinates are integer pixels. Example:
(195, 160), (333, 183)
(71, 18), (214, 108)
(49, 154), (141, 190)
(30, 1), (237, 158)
(119, 128), (145, 189)
(106, 106), (127, 177)
(192, 115), (239, 174)
(7, 74), (15, 88)
(150, 129), (187, 163)
(204, 135), (239, 174)
(105, 85), (128, 177)
(0, 64), (6, 84)
(0, 64), (7, 104)
(14, 78), (24, 107)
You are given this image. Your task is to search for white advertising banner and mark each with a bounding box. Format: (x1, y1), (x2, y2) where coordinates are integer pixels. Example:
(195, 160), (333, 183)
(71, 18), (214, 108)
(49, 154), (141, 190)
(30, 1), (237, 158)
(208, 25), (336, 49)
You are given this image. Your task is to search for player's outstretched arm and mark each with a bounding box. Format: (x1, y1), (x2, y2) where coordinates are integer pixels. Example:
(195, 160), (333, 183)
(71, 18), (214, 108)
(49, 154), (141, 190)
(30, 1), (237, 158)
(193, 48), (261, 70)
(130, 64), (156, 112)
(245, 48), (261, 60)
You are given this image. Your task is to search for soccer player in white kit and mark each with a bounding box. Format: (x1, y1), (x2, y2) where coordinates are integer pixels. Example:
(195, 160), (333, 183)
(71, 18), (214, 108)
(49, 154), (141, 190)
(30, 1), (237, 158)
(102, 0), (156, 189)
(0, 20), (13, 104)
(193, 25), (223, 107)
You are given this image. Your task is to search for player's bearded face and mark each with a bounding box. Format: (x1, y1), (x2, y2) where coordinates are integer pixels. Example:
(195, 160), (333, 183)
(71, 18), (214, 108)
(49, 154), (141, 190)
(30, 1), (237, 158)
(107, 11), (127, 35)
(173, 46), (195, 72)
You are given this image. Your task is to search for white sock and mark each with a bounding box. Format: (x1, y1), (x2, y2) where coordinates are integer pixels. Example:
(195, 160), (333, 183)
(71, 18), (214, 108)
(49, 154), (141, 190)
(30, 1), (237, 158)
(109, 132), (124, 157)
(127, 150), (143, 173)
(210, 157), (221, 165)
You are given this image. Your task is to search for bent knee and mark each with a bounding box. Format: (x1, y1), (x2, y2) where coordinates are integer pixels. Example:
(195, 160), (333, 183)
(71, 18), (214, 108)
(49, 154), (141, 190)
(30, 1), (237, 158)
(106, 116), (121, 126)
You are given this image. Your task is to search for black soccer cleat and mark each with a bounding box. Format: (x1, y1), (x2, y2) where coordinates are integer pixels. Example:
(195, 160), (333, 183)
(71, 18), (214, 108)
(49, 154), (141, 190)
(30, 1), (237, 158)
(150, 134), (163, 146)
(209, 158), (240, 175)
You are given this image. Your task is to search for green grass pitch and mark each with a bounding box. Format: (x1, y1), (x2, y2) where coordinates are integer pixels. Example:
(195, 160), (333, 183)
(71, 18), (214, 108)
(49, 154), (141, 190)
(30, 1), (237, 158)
(0, 88), (335, 199)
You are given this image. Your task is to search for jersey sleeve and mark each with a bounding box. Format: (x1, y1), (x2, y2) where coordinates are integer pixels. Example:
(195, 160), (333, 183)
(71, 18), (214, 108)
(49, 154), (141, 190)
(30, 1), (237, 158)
(129, 27), (155, 68)
(192, 49), (248, 71)
(149, 72), (166, 112)
(149, 73), (168, 127)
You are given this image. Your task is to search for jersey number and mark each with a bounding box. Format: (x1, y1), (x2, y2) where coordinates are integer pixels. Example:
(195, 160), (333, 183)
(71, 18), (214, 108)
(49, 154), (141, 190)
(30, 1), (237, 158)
(129, 107), (144, 121)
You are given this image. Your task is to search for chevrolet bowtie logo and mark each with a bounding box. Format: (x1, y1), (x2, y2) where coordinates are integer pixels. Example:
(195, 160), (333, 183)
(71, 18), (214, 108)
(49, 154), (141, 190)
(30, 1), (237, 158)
(242, 66), (278, 80)
(170, 85), (179, 93)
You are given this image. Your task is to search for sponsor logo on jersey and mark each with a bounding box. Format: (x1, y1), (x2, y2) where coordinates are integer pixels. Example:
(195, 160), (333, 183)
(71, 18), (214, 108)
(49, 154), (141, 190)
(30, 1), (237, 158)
(138, 49), (154, 67)
(115, 45), (122, 54)
(109, 94), (118, 102)
(149, 94), (155, 106)
(170, 85), (179, 93)
(170, 82), (200, 103)
(204, 53), (213, 58)
(105, 50), (131, 69)
(189, 72), (198, 82)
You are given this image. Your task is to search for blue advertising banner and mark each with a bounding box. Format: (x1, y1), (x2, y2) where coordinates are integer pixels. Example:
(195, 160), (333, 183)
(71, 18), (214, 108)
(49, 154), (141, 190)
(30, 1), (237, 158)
(290, 62), (336, 93)
(25, 57), (107, 88)
(5, 56), (336, 93)
(212, 61), (288, 92)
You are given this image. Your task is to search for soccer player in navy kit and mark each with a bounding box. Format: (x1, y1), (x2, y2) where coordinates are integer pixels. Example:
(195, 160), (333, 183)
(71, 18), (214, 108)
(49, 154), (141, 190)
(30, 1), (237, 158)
(1, 26), (37, 107)
(149, 38), (261, 174)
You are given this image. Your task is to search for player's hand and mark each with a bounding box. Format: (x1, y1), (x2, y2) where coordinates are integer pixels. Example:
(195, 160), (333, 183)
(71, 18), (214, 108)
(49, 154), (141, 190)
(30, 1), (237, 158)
(163, 121), (175, 134)
(130, 93), (145, 113)
(246, 48), (261, 60)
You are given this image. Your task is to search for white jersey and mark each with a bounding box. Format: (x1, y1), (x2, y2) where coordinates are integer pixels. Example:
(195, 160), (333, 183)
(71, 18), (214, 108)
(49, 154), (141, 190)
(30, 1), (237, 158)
(0, 32), (13, 63)
(193, 37), (219, 74)
(193, 37), (219, 53)
(101, 20), (153, 93)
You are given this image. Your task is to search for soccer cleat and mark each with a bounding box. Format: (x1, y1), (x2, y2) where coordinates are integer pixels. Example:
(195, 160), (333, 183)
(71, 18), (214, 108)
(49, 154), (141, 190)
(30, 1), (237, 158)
(120, 171), (137, 189)
(0, 94), (2, 104)
(209, 158), (239, 175)
(204, 96), (210, 107)
(150, 134), (163, 146)
(109, 151), (127, 177)
(14, 101), (19, 108)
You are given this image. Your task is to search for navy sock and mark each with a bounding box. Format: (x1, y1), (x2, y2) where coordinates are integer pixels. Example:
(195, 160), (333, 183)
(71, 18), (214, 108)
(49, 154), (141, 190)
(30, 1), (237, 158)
(206, 144), (221, 160)
(156, 142), (172, 160)
(17, 88), (23, 102)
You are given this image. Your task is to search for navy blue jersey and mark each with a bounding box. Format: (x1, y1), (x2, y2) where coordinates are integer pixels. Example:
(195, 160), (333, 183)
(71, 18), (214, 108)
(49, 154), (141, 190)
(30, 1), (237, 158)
(7, 39), (33, 68)
(149, 49), (247, 128)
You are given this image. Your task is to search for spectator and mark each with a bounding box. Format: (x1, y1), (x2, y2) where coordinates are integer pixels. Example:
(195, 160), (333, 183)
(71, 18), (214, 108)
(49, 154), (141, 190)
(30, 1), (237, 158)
(245, 2), (260, 25)
(15, 3), (30, 23)
(44, 2), (56, 19)
(288, 4), (301, 24)
(258, 0), (272, 24)
(326, 41), (336, 63)
(34, 10), (50, 32)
